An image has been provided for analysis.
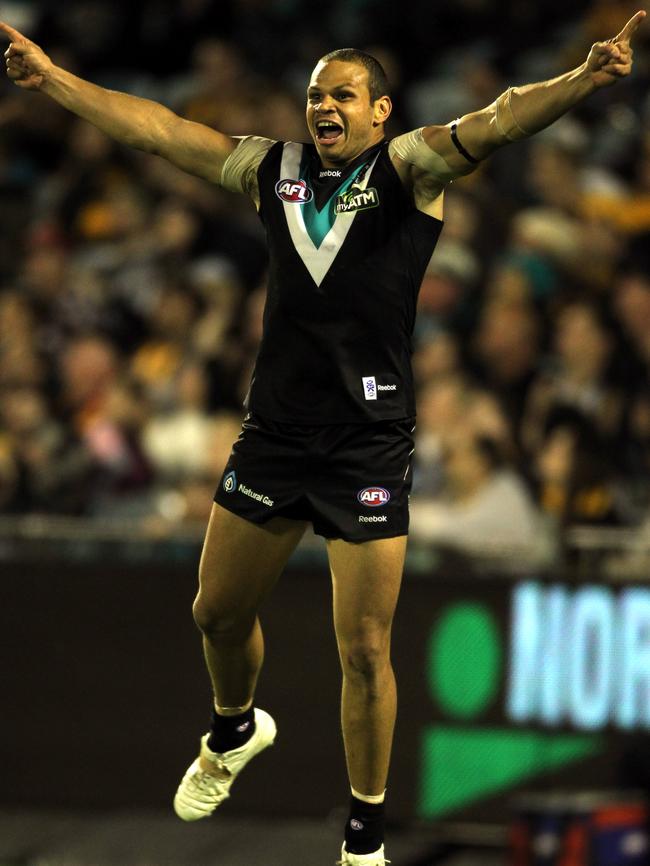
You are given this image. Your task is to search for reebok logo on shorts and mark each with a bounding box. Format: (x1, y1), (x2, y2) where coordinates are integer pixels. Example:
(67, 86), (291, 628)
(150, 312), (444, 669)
(358, 515), (388, 523)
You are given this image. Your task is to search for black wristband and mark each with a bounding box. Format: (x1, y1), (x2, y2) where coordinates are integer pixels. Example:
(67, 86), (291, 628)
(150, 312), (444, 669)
(450, 120), (480, 164)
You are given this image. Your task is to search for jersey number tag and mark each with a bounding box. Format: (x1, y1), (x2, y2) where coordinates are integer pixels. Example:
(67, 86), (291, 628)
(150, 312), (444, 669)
(335, 187), (380, 214)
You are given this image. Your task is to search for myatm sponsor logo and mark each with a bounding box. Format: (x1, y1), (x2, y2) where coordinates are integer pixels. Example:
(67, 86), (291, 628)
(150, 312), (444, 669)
(509, 582), (650, 730)
(418, 582), (650, 819)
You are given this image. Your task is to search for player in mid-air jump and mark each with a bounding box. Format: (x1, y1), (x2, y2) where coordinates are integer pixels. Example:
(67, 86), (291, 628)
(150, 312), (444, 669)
(2, 11), (644, 864)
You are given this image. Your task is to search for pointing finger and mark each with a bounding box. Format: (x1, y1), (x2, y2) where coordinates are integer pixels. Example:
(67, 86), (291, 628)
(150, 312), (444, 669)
(0, 21), (26, 43)
(614, 9), (647, 43)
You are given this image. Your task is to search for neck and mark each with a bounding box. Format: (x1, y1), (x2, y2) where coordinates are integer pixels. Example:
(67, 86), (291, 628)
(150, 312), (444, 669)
(318, 138), (385, 170)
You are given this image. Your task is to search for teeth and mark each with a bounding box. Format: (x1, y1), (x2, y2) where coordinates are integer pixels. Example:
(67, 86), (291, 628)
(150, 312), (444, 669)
(317, 121), (341, 129)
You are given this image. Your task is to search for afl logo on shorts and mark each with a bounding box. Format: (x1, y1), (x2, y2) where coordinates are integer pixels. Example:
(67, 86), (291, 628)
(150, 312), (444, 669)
(275, 179), (313, 203)
(358, 486), (391, 507)
(223, 470), (237, 493)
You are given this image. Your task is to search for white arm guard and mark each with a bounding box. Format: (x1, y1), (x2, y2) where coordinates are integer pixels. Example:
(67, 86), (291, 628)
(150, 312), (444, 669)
(220, 135), (276, 197)
(389, 128), (458, 183)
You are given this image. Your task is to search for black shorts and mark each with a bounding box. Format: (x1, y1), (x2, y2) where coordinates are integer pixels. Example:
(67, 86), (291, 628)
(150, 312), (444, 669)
(214, 413), (415, 542)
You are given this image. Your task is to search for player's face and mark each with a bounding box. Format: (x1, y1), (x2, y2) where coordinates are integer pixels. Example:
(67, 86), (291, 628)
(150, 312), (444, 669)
(306, 60), (391, 167)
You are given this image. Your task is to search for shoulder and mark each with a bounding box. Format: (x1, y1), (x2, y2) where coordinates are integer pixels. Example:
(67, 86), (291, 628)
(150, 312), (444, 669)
(221, 136), (278, 196)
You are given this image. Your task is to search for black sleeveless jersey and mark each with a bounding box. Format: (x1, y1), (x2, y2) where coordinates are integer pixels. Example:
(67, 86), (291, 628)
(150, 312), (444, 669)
(246, 139), (443, 423)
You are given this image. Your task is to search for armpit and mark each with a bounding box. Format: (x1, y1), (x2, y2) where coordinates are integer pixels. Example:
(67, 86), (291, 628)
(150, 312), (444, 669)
(220, 135), (276, 204)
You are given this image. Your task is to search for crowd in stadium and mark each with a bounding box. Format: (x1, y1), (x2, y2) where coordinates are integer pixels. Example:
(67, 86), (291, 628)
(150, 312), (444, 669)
(1, 0), (649, 562)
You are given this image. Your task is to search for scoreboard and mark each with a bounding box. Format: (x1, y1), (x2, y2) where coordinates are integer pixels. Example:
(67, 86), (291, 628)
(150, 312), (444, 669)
(405, 577), (650, 822)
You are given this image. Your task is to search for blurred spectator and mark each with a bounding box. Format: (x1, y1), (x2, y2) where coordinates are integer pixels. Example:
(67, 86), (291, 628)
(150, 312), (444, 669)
(130, 280), (203, 408)
(471, 299), (542, 435)
(83, 377), (154, 517)
(415, 239), (480, 340)
(0, 385), (95, 513)
(143, 360), (218, 481)
(532, 407), (621, 527)
(413, 330), (462, 387)
(413, 374), (469, 497)
(409, 431), (549, 566)
(59, 334), (122, 431)
(521, 299), (626, 456)
(149, 409), (243, 526)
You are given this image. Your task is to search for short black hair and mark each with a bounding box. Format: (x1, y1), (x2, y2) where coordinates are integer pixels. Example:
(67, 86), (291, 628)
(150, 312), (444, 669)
(318, 48), (390, 103)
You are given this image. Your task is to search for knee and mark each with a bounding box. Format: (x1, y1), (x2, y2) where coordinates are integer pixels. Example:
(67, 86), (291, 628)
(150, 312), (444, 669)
(192, 594), (254, 644)
(339, 619), (392, 682)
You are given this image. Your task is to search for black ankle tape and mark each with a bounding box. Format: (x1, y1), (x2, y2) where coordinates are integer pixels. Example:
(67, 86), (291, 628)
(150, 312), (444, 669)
(207, 705), (255, 753)
(344, 795), (385, 855)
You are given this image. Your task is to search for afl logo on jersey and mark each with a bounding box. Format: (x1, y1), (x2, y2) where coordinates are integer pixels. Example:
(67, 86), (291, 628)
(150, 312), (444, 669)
(358, 486), (391, 507)
(275, 179), (313, 203)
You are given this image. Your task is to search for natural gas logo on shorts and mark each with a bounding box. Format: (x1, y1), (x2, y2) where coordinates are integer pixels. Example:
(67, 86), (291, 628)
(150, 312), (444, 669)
(223, 470), (237, 493)
(239, 483), (274, 507)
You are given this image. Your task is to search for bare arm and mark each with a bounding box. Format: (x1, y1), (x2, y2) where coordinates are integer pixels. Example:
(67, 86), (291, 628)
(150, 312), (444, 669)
(422, 10), (646, 176)
(1, 21), (236, 184)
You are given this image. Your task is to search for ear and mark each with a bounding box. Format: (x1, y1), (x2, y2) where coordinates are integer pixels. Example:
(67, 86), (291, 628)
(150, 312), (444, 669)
(373, 95), (392, 126)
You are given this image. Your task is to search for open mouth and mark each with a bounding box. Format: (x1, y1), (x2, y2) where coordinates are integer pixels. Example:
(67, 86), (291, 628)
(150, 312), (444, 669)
(315, 120), (344, 145)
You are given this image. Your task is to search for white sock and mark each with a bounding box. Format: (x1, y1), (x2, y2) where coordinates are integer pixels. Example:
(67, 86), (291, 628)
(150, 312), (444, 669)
(214, 699), (253, 716)
(351, 786), (386, 804)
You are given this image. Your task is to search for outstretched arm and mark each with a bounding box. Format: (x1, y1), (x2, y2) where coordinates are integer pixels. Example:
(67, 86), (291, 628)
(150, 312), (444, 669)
(423, 10), (646, 176)
(1, 21), (236, 184)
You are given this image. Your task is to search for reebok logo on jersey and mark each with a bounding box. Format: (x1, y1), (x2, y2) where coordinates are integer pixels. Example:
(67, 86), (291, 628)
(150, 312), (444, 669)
(359, 515), (388, 523)
(319, 169), (342, 178)
(363, 377), (397, 399)
(275, 178), (313, 203)
(335, 187), (379, 214)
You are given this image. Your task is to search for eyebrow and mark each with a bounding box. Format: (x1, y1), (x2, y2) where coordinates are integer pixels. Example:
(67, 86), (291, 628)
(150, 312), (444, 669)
(307, 83), (358, 92)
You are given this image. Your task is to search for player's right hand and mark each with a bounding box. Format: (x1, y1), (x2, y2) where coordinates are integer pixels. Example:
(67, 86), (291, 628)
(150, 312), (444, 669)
(1, 21), (52, 90)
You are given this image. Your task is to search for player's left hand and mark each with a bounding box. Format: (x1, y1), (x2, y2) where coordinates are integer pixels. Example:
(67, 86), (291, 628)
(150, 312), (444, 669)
(586, 9), (646, 88)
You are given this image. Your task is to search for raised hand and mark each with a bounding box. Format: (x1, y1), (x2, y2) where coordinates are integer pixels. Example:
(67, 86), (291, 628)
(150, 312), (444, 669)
(586, 10), (646, 88)
(1, 21), (52, 90)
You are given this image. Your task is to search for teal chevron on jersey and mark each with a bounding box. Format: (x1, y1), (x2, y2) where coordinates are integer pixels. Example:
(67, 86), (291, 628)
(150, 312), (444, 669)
(300, 161), (366, 249)
(278, 142), (381, 286)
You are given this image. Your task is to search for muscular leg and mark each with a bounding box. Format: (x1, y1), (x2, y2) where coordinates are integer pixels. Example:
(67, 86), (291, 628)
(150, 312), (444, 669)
(193, 503), (307, 708)
(327, 535), (407, 796)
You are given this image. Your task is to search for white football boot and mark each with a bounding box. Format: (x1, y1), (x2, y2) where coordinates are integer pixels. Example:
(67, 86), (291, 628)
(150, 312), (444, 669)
(173, 707), (276, 821)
